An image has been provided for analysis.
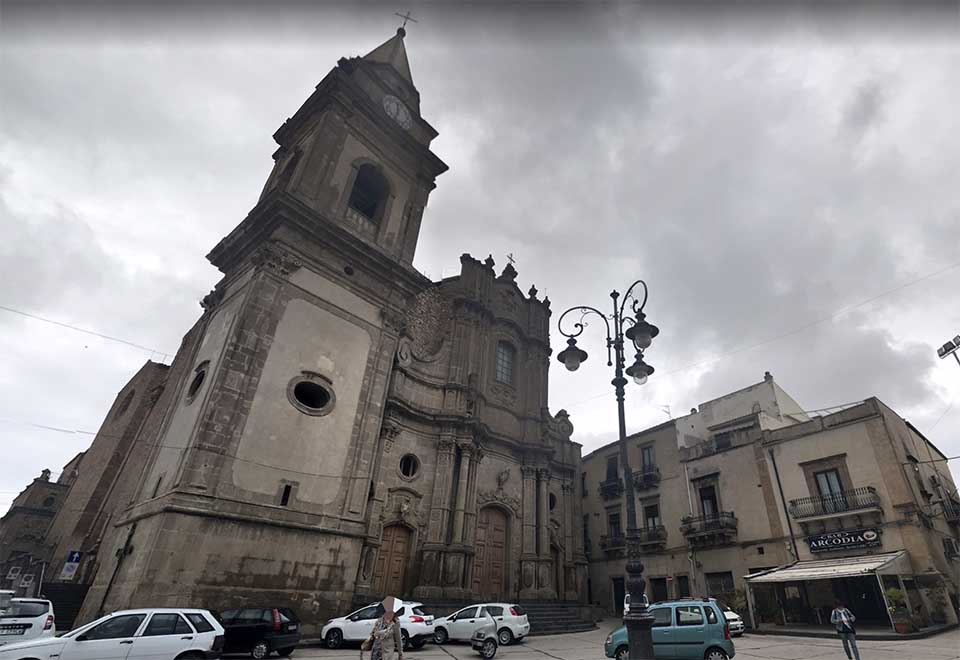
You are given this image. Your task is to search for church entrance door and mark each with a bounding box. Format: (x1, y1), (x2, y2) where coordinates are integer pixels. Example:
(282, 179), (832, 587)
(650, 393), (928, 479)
(472, 507), (507, 600)
(374, 524), (411, 596)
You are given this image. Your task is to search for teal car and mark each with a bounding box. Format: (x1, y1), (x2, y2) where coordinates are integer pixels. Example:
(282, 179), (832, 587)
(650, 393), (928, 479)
(604, 598), (735, 660)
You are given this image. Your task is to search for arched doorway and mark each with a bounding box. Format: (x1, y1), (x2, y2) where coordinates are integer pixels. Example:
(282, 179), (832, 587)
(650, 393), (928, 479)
(373, 524), (412, 596)
(472, 507), (508, 600)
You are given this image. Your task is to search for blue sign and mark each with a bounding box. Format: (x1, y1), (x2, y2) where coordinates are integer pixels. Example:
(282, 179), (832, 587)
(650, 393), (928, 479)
(67, 551), (82, 563)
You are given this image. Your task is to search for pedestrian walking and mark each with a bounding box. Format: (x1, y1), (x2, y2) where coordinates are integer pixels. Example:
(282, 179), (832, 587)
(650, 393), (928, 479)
(362, 596), (404, 660)
(831, 599), (861, 660)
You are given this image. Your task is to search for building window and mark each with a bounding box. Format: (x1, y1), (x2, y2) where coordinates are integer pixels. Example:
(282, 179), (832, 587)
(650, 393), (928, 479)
(582, 514), (590, 548)
(705, 571), (735, 597)
(549, 493), (557, 510)
(676, 574), (691, 598)
(606, 456), (619, 481)
(184, 361), (210, 405)
(699, 484), (719, 518)
(640, 445), (655, 470)
(494, 341), (515, 385)
(348, 163), (390, 222)
(607, 511), (622, 538)
(581, 472), (588, 497)
(42, 496), (55, 508)
(713, 431), (732, 450)
(399, 454), (420, 479)
(644, 503), (661, 529)
(287, 372), (336, 416)
(280, 484), (292, 506)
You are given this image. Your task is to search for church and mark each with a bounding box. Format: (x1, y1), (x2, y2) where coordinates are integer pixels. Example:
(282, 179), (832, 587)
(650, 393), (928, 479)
(68, 28), (587, 633)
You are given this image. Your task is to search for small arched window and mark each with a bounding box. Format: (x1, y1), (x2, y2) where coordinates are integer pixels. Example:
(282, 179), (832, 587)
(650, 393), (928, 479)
(494, 341), (515, 385)
(348, 163), (390, 222)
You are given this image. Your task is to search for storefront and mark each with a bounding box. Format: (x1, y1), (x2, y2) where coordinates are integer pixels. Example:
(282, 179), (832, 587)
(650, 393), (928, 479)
(744, 551), (919, 631)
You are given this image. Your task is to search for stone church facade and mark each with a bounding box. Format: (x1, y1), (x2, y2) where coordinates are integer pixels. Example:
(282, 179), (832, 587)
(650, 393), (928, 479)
(75, 29), (585, 633)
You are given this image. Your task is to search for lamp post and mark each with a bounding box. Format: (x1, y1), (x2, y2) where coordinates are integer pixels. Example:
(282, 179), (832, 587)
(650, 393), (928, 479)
(937, 334), (960, 367)
(557, 280), (658, 660)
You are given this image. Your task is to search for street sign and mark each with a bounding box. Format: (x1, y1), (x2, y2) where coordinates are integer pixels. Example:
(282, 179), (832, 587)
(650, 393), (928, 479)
(59, 550), (83, 581)
(4, 567), (21, 581)
(19, 574), (34, 587)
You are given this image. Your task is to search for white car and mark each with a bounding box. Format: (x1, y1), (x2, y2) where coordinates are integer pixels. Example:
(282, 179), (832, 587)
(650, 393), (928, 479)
(322, 600), (434, 650)
(721, 608), (745, 636)
(0, 608), (224, 660)
(434, 603), (529, 646)
(0, 599), (56, 647)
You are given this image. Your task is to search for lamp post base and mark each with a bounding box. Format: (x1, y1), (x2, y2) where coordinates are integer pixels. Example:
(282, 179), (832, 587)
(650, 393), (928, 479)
(624, 530), (655, 660)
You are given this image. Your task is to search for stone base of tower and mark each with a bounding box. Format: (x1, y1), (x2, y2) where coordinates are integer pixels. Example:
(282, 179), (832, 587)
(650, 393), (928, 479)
(77, 505), (364, 637)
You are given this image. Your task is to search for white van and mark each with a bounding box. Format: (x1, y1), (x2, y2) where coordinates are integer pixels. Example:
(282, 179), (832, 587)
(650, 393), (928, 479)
(0, 599), (55, 647)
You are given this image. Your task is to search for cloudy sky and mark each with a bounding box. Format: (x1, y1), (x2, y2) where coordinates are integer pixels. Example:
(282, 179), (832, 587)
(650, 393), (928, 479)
(2, 2), (959, 515)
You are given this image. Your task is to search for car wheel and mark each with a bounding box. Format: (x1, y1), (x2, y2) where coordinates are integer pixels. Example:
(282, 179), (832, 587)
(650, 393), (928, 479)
(401, 629), (411, 650)
(704, 648), (729, 660)
(434, 627), (449, 644)
(251, 640), (270, 659)
(497, 628), (513, 645)
(176, 654), (205, 660)
(480, 638), (497, 659)
(277, 648), (296, 657)
(411, 637), (426, 649)
(615, 645), (629, 660)
(325, 628), (343, 649)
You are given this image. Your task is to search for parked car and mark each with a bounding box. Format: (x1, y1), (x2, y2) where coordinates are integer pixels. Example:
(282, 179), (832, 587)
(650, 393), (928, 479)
(0, 599), (55, 647)
(321, 600), (433, 650)
(219, 607), (300, 658)
(433, 603), (529, 646)
(469, 609), (499, 659)
(604, 598), (735, 660)
(0, 607), (224, 660)
(715, 601), (745, 637)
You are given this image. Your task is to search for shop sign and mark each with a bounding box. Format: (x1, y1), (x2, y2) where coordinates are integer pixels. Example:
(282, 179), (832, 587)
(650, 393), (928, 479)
(807, 528), (881, 553)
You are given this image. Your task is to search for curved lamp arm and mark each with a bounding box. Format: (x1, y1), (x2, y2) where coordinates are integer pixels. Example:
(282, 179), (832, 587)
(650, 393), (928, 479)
(557, 305), (613, 367)
(620, 279), (650, 322)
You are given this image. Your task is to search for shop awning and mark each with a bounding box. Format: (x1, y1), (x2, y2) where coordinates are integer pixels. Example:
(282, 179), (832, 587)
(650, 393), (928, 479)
(745, 551), (906, 583)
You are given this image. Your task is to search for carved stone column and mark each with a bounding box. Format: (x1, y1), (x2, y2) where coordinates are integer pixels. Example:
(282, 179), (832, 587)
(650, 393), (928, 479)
(519, 465), (539, 600)
(536, 468), (555, 599)
(453, 443), (473, 543)
(413, 436), (455, 601)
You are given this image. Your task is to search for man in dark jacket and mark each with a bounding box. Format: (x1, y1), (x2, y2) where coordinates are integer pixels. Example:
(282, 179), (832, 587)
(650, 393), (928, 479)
(830, 599), (861, 660)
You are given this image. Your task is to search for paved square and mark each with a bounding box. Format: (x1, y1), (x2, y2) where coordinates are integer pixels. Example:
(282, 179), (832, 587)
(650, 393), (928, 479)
(276, 621), (960, 660)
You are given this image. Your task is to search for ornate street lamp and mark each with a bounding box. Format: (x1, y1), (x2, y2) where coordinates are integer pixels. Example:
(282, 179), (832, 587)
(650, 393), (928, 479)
(557, 280), (658, 660)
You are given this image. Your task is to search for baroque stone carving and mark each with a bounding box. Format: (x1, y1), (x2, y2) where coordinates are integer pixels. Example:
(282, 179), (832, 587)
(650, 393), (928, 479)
(200, 286), (224, 311)
(380, 420), (401, 453)
(477, 489), (521, 516)
(522, 563), (535, 588)
(251, 242), (302, 277)
(489, 382), (517, 407)
(396, 337), (413, 367)
(542, 407), (575, 440)
(381, 308), (407, 335)
(496, 468), (511, 489)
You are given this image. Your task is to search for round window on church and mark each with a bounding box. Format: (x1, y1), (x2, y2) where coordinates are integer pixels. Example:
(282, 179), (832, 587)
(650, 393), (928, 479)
(287, 373), (336, 416)
(184, 361), (210, 405)
(549, 493), (557, 511)
(399, 454), (420, 479)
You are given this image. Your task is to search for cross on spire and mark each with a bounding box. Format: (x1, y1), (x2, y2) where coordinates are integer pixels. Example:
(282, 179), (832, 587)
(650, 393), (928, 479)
(507, 253), (516, 266)
(395, 11), (418, 29)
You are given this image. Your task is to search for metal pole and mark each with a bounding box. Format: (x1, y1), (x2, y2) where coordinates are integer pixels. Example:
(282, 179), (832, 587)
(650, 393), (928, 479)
(610, 290), (655, 660)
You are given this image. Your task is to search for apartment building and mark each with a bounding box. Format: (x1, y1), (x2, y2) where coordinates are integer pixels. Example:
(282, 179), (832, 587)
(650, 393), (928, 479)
(582, 373), (960, 632)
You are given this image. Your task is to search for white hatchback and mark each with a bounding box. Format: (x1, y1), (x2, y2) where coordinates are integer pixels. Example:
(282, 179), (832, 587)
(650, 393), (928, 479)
(434, 603), (530, 646)
(0, 608), (224, 660)
(321, 601), (434, 650)
(0, 599), (55, 647)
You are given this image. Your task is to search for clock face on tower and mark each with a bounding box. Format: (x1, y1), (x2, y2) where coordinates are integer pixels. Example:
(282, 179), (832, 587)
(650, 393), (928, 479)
(382, 95), (413, 130)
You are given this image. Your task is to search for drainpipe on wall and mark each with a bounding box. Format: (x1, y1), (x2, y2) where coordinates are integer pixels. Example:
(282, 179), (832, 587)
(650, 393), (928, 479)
(97, 523), (136, 617)
(683, 462), (699, 589)
(767, 448), (800, 561)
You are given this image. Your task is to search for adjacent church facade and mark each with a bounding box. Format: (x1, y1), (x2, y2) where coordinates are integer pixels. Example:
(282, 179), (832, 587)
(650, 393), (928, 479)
(56, 30), (585, 633)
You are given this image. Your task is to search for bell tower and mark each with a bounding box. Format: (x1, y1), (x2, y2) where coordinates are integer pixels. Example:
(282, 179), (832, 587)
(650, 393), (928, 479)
(83, 30), (447, 632)
(256, 26), (446, 264)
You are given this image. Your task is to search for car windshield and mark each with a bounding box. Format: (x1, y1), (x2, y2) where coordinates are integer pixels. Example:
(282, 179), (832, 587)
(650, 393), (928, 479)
(1, 602), (48, 617)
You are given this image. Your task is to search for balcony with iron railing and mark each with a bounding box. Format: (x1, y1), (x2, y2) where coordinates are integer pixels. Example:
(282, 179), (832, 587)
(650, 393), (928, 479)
(787, 487), (882, 520)
(680, 512), (738, 547)
(599, 534), (625, 556)
(599, 478), (624, 500)
(633, 466), (661, 491)
(635, 525), (668, 549)
(943, 500), (960, 525)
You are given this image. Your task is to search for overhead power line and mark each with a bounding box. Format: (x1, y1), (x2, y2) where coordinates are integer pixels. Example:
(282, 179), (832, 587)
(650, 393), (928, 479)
(0, 304), (173, 361)
(564, 258), (960, 411)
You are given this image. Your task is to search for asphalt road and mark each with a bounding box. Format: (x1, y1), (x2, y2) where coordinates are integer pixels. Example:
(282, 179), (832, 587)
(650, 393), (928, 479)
(266, 621), (960, 660)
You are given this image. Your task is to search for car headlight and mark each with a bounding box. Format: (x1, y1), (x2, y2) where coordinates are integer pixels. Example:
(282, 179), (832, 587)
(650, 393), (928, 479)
(605, 634), (612, 645)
